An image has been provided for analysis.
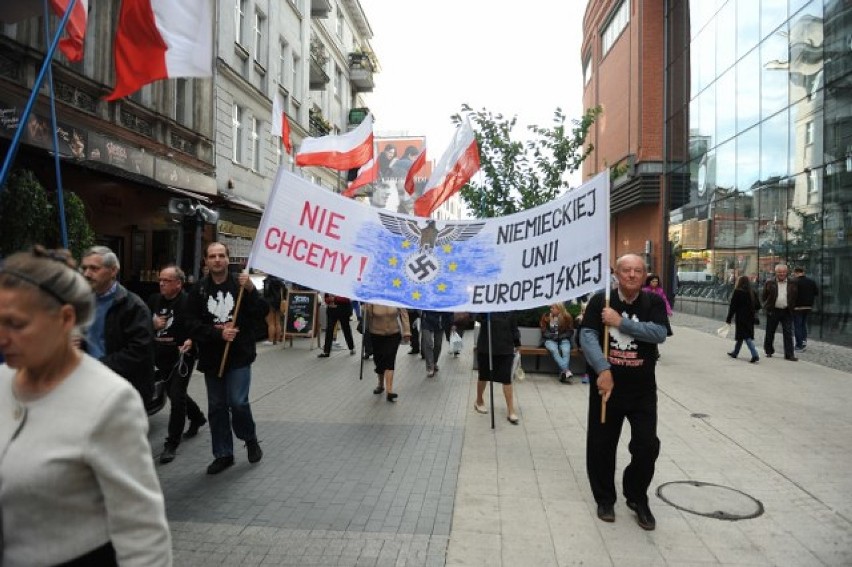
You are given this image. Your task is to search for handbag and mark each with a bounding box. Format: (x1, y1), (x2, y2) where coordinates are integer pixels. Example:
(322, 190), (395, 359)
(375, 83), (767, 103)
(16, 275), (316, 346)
(449, 330), (463, 354)
(512, 352), (525, 381)
(716, 323), (731, 339)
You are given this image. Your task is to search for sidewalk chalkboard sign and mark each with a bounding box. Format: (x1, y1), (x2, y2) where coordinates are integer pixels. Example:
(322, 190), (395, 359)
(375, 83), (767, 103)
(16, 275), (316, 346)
(283, 291), (319, 347)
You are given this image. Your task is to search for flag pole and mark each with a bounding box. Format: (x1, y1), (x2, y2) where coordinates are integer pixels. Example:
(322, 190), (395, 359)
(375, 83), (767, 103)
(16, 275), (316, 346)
(601, 169), (613, 424)
(218, 270), (248, 377)
(43, 0), (70, 248)
(0, 0), (77, 193)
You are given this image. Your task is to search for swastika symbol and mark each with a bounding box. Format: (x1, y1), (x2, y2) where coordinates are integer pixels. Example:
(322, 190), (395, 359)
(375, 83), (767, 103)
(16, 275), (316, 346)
(406, 253), (439, 282)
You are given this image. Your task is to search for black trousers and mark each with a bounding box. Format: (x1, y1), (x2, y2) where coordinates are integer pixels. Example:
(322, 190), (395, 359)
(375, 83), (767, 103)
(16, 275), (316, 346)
(408, 310), (420, 352)
(156, 356), (204, 447)
(587, 387), (660, 506)
(764, 308), (794, 358)
(323, 305), (354, 353)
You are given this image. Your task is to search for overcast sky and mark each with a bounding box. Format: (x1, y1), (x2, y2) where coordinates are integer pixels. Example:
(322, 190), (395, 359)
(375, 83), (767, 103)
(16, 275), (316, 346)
(359, 0), (589, 163)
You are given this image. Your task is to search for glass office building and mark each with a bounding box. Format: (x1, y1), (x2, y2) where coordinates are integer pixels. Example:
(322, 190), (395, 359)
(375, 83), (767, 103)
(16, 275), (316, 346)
(665, 0), (852, 346)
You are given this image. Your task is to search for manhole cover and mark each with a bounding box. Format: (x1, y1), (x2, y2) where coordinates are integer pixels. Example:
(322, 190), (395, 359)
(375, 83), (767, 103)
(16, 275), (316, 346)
(656, 481), (764, 521)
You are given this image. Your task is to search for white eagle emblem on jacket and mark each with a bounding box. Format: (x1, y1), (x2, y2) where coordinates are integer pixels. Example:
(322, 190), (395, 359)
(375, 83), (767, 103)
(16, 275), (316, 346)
(207, 291), (234, 324)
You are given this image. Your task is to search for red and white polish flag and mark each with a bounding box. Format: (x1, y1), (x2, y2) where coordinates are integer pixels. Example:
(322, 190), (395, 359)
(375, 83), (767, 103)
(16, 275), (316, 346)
(296, 114), (374, 171)
(106, 0), (213, 101)
(342, 157), (378, 198)
(413, 120), (480, 217)
(0, 0), (88, 62)
(52, 0), (88, 62)
(272, 91), (293, 155)
(403, 147), (427, 196)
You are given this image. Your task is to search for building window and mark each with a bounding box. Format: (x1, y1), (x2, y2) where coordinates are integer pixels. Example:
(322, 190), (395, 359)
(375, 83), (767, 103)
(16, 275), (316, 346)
(336, 5), (345, 38)
(251, 117), (261, 171)
(279, 39), (288, 86)
(602, 0), (629, 57)
(235, 0), (246, 46)
(807, 169), (819, 204)
(334, 65), (342, 99)
(292, 53), (301, 100)
(582, 52), (592, 85)
(254, 10), (266, 65)
(173, 78), (193, 126)
(805, 121), (814, 146)
(232, 104), (243, 163)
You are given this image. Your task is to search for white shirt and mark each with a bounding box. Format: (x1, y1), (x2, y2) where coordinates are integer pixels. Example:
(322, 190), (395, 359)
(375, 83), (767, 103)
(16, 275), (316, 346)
(776, 278), (788, 309)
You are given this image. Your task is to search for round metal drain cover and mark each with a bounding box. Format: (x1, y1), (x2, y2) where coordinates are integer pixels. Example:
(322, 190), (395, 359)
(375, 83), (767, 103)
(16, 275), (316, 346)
(656, 481), (764, 521)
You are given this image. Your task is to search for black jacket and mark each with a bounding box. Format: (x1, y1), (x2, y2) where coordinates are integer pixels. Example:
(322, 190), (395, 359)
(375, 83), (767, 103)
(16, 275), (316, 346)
(147, 289), (194, 370)
(726, 287), (759, 340)
(187, 274), (267, 374)
(794, 275), (818, 309)
(101, 283), (155, 402)
(475, 312), (520, 355)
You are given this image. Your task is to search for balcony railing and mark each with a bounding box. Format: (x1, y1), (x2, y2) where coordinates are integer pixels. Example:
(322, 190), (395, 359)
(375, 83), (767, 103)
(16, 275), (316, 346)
(309, 110), (331, 137)
(348, 52), (374, 92)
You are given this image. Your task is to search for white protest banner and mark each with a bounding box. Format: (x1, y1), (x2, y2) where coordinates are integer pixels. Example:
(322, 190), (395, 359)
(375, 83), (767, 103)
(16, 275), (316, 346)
(249, 168), (609, 312)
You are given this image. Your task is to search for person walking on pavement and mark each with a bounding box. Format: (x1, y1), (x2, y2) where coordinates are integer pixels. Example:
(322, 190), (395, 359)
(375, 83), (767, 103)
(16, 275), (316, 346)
(761, 263), (799, 361)
(579, 253), (669, 531)
(262, 274), (285, 345)
(725, 276), (761, 363)
(473, 311), (521, 424)
(187, 243), (266, 475)
(318, 293), (356, 357)
(407, 309), (421, 355)
(792, 267), (818, 351)
(420, 310), (450, 377)
(80, 246), (156, 410)
(148, 265), (207, 464)
(364, 303), (410, 401)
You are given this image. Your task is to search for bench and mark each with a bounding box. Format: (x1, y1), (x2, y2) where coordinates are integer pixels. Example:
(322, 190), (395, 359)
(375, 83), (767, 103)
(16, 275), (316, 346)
(517, 345), (583, 372)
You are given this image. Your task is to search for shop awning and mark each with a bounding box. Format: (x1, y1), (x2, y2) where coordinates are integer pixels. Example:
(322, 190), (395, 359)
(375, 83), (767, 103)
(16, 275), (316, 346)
(217, 193), (265, 214)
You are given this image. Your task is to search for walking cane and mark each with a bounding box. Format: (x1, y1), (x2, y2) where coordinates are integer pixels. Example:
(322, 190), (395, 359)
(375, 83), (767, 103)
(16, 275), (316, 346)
(358, 303), (368, 380)
(218, 274), (247, 378)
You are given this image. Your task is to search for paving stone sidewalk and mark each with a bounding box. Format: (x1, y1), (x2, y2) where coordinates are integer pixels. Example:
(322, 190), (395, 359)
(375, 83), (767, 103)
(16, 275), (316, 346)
(149, 316), (852, 566)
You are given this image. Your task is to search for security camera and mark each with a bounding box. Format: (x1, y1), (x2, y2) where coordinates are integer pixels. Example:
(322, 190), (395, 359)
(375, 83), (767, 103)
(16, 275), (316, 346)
(168, 198), (196, 216)
(197, 205), (220, 224)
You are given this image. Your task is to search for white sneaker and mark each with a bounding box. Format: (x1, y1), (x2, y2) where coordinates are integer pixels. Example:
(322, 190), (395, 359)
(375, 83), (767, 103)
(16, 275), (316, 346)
(474, 402), (488, 414)
(262, 340), (274, 346)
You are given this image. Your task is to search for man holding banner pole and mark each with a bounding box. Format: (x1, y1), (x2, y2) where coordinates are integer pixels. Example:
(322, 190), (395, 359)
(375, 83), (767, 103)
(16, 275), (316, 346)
(187, 242), (266, 475)
(579, 253), (668, 531)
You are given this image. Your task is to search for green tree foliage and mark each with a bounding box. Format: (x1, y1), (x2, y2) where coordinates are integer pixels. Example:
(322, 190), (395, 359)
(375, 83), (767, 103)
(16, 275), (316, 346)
(452, 104), (601, 219)
(0, 169), (95, 259)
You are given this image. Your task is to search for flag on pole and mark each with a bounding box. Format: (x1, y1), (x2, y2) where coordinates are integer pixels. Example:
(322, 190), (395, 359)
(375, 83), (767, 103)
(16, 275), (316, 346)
(0, 1), (88, 62)
(342, 157), (378, 197)
(105, 0), (213, 101)
(403, 147), (427, 196)
(271, 90), (292, 154)
(413, 120), (480, 217)
(296, 114), (374, 170)
(52, 0), (88, 62)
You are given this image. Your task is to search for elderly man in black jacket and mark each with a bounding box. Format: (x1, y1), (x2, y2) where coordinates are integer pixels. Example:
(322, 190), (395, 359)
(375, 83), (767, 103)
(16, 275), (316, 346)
(761, 263), (799, 361)
(81, 246), (155, 408)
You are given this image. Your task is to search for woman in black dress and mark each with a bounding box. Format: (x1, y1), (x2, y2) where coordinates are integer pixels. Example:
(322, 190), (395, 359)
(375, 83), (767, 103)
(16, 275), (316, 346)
(474, 312), (521, 424)
(725, 275), (760, 363)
